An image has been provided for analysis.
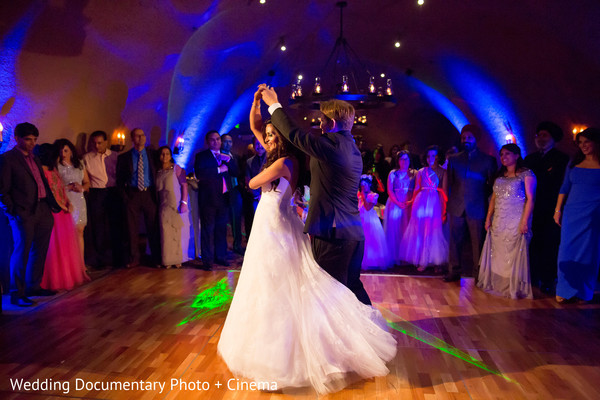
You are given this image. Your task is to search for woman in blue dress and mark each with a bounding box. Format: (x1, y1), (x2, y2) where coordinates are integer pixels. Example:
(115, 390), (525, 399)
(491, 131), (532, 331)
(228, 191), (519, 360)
(554, 128), (600, 303)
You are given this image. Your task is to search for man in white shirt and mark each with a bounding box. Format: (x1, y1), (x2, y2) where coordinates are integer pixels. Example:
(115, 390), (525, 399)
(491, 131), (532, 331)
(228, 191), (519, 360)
(83, 130), (120, 268)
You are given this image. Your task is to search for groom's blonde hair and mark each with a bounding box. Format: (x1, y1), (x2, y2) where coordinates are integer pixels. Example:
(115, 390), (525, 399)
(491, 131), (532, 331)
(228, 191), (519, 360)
(320, 100), (355, 131)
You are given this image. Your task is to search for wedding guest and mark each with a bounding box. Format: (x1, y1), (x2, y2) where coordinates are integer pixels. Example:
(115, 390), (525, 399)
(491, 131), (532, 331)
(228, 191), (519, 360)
(355, 135), (374, 173)
(194, 130), (238, 269)
(444, 125), (497, 282)
(372, 145), (391, 204)
(116, 128), (160, 268)
(36, 144), (90, 291)
(524, 121), (569, 292)
(221, 134), (244, 254)
(186, 172), (202, 260)
(0, 123), (58, 306)
(399, 145), (448, 271)
(384, 150), (415, 265)
(477, 144), (536, 299)
(244, 137), (266, 235)
(401, 141), (422, 170)
(441, 146), (458, 170)
(83, 130), (120, 268)
(56, 138), (90, 264)
(554, 128), (600, 303)
(385, 144), (400, 164)
(358, 174), (391, 270)
(156, 146), (189, 268)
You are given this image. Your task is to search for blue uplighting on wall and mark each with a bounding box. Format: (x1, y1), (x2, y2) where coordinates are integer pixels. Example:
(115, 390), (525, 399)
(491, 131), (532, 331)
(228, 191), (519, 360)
(443, 57), (525, 153)
(219, 88), (255, 136)
(407, 77), (469, 133)
(169, 81), (226, 168)
(0, 2), (43, 152)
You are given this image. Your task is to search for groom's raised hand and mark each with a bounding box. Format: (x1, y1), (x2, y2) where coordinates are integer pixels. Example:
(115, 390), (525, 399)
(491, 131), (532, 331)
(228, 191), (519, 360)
(259, 84), (279, 107)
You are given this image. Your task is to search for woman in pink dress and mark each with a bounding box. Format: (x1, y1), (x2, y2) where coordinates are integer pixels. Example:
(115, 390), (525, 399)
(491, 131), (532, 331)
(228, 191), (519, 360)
(384, 150), (416, 265)
(398, 146), (448, 271)
(358, 175), (392, 270)
(35, 144), (90, 291)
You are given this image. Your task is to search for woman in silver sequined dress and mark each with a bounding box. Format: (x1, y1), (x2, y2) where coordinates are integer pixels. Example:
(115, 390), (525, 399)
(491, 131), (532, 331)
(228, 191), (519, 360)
(55, 139), (90, 264)
(477, 144), (536, 299)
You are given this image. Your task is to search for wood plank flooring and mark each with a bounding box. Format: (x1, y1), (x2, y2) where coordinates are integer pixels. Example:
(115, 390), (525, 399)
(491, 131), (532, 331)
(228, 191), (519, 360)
(1, 267), (599, 399)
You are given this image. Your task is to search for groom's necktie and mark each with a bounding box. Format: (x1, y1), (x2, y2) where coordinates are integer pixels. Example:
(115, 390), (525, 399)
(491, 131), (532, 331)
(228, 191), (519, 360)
(137, 152), (145, 191)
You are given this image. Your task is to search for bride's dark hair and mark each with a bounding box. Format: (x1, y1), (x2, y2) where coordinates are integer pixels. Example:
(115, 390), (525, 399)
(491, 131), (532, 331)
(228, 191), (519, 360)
(262, 120), (308, 191)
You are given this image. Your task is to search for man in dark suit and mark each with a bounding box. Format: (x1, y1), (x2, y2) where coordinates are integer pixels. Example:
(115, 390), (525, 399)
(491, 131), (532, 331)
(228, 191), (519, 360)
(260, 86), (371, 305)
(0, 122), (59, 306)
(220, 133), (244, 255)
(445, 124), (498, 282)
(116, 128), (160, 268)
(524, 121), (569, 293)
(194, 130), (238, 269)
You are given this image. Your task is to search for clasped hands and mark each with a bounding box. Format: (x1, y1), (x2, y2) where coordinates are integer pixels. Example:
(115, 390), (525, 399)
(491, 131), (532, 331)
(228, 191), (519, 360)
(254, 84), (279, 107)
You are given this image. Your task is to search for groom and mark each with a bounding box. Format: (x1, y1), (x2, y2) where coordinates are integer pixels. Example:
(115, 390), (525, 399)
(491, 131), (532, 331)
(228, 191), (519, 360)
(260, 85), (371, 305)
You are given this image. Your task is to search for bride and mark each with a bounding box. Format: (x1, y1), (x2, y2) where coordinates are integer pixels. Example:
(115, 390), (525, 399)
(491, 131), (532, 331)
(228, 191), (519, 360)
(217, 89), (397, 394)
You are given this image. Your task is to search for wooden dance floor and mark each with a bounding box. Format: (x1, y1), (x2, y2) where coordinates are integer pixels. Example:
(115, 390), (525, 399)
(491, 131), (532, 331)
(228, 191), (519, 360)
(1, 267), (599, 399)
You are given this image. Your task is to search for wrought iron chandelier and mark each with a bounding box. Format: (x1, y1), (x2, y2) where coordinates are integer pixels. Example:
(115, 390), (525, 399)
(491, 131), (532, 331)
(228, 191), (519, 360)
(288, 1), (397, 112)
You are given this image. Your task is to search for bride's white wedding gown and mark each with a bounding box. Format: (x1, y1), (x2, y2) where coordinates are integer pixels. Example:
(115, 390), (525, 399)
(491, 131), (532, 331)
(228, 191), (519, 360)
(217, 177), (397, 394)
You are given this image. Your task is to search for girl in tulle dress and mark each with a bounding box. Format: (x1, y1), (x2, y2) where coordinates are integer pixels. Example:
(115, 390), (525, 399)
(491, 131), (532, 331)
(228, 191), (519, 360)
(384, 150), (415, 264)
(358, 175), (392, 270)
(35, 144), (90, 291)
(399, 146), (448, 271)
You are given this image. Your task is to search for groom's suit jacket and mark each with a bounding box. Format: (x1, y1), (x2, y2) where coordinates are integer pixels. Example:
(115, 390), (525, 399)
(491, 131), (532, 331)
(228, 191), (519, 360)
(271, 108), (364, 241)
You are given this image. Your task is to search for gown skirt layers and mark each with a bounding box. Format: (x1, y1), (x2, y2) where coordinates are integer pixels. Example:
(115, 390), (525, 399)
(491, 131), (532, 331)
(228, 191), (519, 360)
(556, 167), (600, 301)
(218, 178), (397, 394)
(477, 170), (534, 299)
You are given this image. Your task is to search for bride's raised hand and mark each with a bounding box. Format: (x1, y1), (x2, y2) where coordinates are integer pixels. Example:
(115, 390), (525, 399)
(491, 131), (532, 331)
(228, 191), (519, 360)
(249, 86), (268, 151)
(254, 87), (263, 103)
